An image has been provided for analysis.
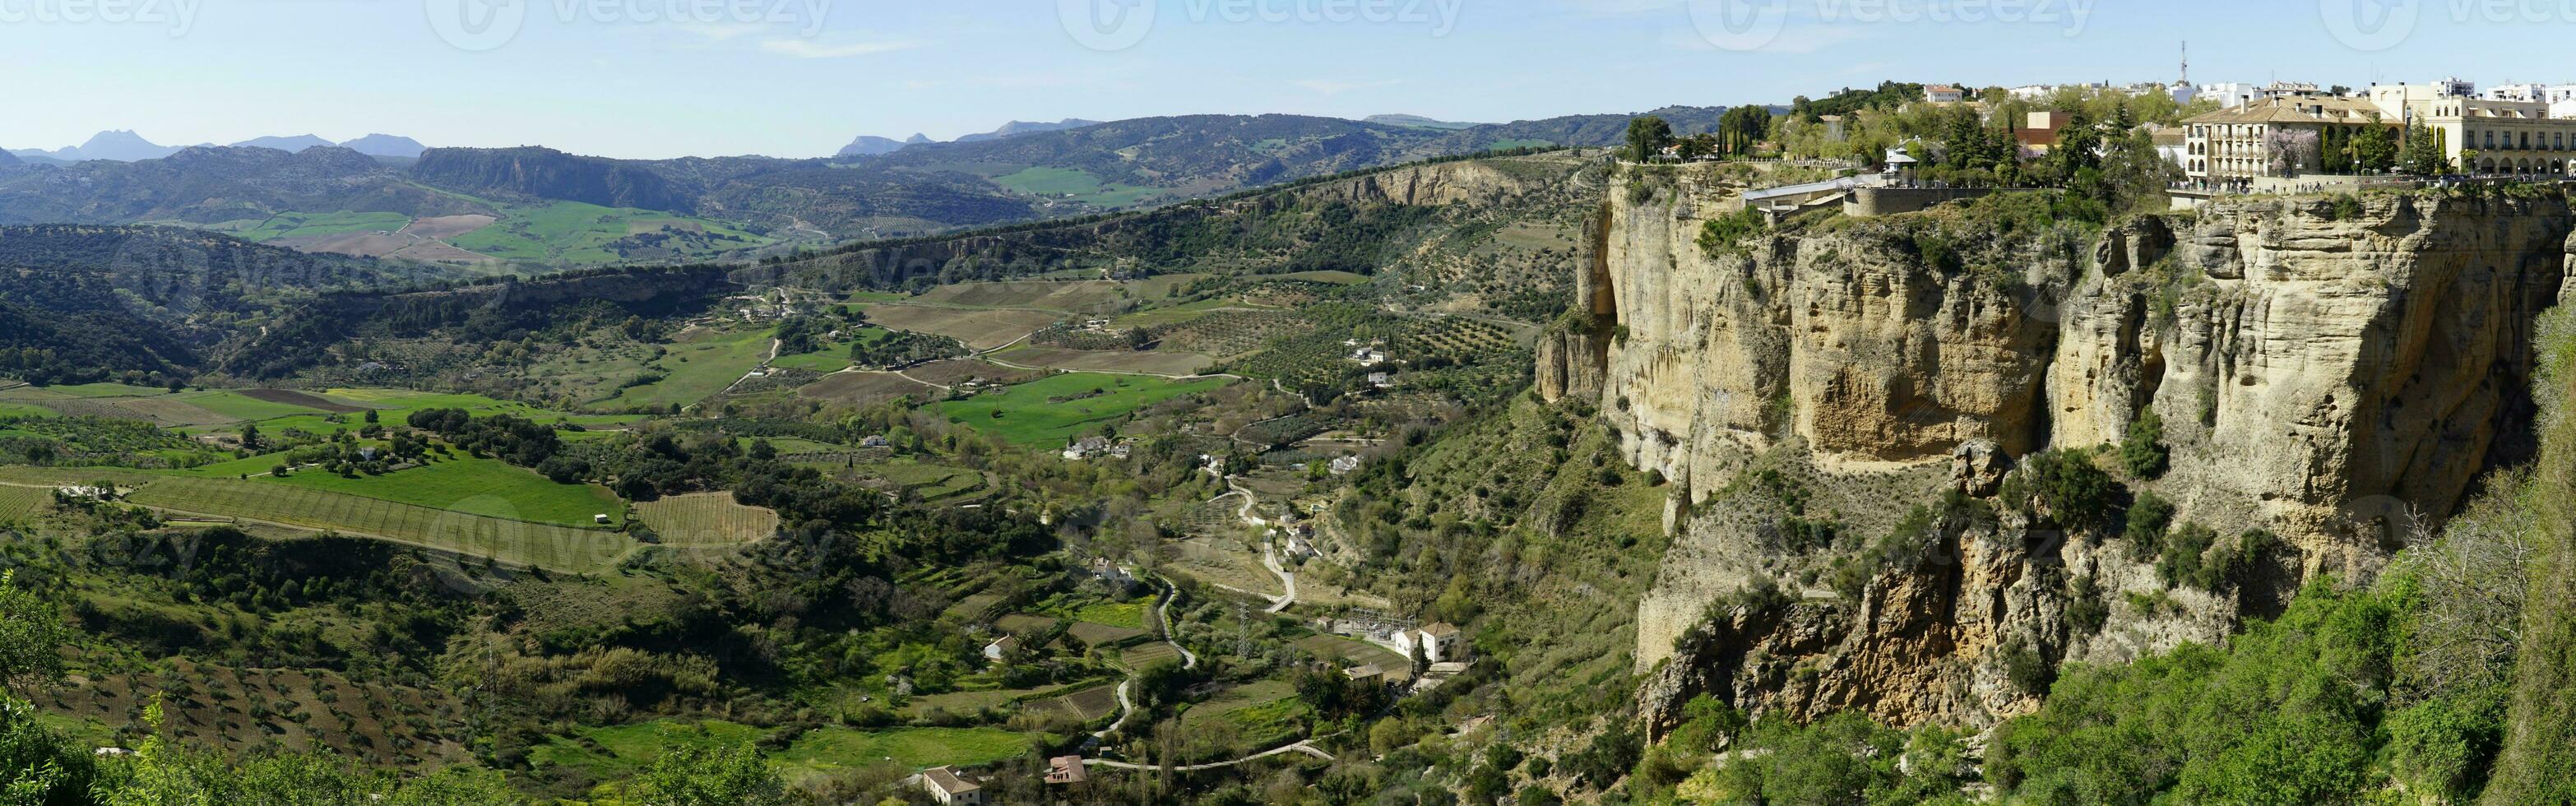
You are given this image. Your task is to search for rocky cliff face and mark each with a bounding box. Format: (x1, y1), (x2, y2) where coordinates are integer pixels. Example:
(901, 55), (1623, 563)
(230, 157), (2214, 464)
(1565, 167), (2576, 731)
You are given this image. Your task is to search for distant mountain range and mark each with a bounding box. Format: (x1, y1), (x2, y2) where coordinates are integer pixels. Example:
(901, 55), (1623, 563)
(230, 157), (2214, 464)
(1364, 114), (1487, 131)
(835, 120), (1103, 158)
(0, 106), (1729, 262)
(11, 132), (430, 162)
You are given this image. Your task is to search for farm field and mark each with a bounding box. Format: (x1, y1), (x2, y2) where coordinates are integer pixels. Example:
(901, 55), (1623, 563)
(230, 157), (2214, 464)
(855, 304), (1059, 351)
(1066, 621), (1149, 646)
(633, 492), (780, 546)
(1022, 683), (1121, 722)
(225, 211), (415, 242)
(1157, 310), (1318, 359)
(931, 373), (1232, 445)
(1179, 679), (1308, 748)
(0, 467), (637, 573)
(35, 660), (470, 769)
(1116, 642), (1184, 669)
(1294, 634), (1410, 679)
(597, 327), (776, 411)
(992, 345), (1214, 376)
(445, 201), (771, 266)
(1165, 537), (1283, 600)
(989, 167), (1164, 208)
(188, 456), (628, 528)
(1071, 601), (1147, 630)
(902, 359), (1045, 388)
(906, 280), (1132, 313)
(0, 484), (52, 521)
(796, 372), (941, 406)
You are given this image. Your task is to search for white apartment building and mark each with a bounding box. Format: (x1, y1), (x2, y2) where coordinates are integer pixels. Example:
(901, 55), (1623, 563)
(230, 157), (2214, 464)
(2371, 80), (2576, 174)
(2198, 82), (2259, 109)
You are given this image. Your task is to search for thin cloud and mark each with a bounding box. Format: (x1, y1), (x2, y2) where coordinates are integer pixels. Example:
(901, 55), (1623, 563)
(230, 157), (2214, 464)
(760, 37), (921, 58)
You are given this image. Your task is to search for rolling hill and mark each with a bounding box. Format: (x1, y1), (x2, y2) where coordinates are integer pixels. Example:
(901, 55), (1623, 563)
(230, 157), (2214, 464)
(0, 107), (1730, 268)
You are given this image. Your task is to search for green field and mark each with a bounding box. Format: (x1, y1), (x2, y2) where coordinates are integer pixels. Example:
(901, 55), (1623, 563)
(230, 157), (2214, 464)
(991, 167), (1164, 207)
(771, 327), (899, 373)
(446, 201), (770, 266)
(9, 382), (167, 399)
(186, 456), (625, 528)
(933, 373), (1231, 445)
(229, 211), (414, 242)
(1072, 602), (1147, 631)
(0, 467), (634, 572)
(169, 391), (333, 422)
(599, 327), (776, 411)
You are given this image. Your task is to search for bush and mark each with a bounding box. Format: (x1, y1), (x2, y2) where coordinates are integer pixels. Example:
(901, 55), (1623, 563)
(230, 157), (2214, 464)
(2002, 449), (2120, 532)
(2123, 491), (2175, 560)
(2122, 408), (2171, 479)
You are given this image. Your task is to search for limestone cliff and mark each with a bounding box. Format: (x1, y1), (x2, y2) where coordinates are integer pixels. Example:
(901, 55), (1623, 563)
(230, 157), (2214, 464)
(1567, 166), (2576, 731)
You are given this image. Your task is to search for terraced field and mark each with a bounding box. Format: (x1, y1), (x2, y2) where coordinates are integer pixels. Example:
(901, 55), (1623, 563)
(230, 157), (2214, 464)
(634, 492), (780, 546)
(1023, 683), (1122, 722)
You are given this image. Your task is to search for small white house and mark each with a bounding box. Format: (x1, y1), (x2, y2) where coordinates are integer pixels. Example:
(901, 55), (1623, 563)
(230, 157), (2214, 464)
(920, 767), (984, 805)
(983, 636), (1018, 662)
(1063, 436), (1113, 461)
(1328, 456), (1363, 475)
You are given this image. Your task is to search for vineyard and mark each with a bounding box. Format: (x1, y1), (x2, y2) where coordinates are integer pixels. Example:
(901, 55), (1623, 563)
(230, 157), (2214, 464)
(635, 492), (781, 547)
(0, 484), (52, 521)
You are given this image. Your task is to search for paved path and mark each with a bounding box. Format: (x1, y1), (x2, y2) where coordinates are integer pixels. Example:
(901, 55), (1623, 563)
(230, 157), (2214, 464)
(1093, 574), (1199, 742)
(1216, 483), (1296, 612)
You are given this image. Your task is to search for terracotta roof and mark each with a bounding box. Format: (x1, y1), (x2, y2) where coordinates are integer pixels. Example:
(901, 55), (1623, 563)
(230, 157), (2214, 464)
(1422, 623), (1461, 637)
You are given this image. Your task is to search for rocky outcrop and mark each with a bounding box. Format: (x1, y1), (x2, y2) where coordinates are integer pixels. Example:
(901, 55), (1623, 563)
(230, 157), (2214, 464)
(1596, 167), (2576, 731)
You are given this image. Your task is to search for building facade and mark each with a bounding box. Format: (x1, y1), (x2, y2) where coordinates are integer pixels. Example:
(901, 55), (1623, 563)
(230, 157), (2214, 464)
(2370, 80), (2576, 174)
(2182, 93), (2395, 180)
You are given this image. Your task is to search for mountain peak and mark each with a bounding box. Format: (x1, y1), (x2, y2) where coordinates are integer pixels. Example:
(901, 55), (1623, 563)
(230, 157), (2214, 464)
(338, 133), (428, 159)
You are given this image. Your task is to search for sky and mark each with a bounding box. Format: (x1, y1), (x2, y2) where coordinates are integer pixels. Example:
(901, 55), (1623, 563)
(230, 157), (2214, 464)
(0, 0), (2560, 160)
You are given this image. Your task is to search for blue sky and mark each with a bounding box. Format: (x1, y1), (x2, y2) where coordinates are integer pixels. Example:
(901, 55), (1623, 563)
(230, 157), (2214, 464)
(0, 0), (2558, 159)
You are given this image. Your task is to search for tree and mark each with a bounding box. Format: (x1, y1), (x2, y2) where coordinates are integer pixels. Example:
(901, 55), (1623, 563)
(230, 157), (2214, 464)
(0, 695), (95, 805)
(0, 571), (70, 697)
(239, 423), (262, 452)
(2401, 119), (2452, 174)
(1625, 116), (1675, 162)
(630, 743), (790, 806)
(2351, 120), (2399, 174)
(2265, 128), (2322, 176)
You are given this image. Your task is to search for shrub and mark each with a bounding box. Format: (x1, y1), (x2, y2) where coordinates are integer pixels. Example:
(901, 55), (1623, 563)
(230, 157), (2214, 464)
(2001, 449), (2121, 532)
(2123, 492), (2175, 560)
(2121, 409), (2171, 479)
